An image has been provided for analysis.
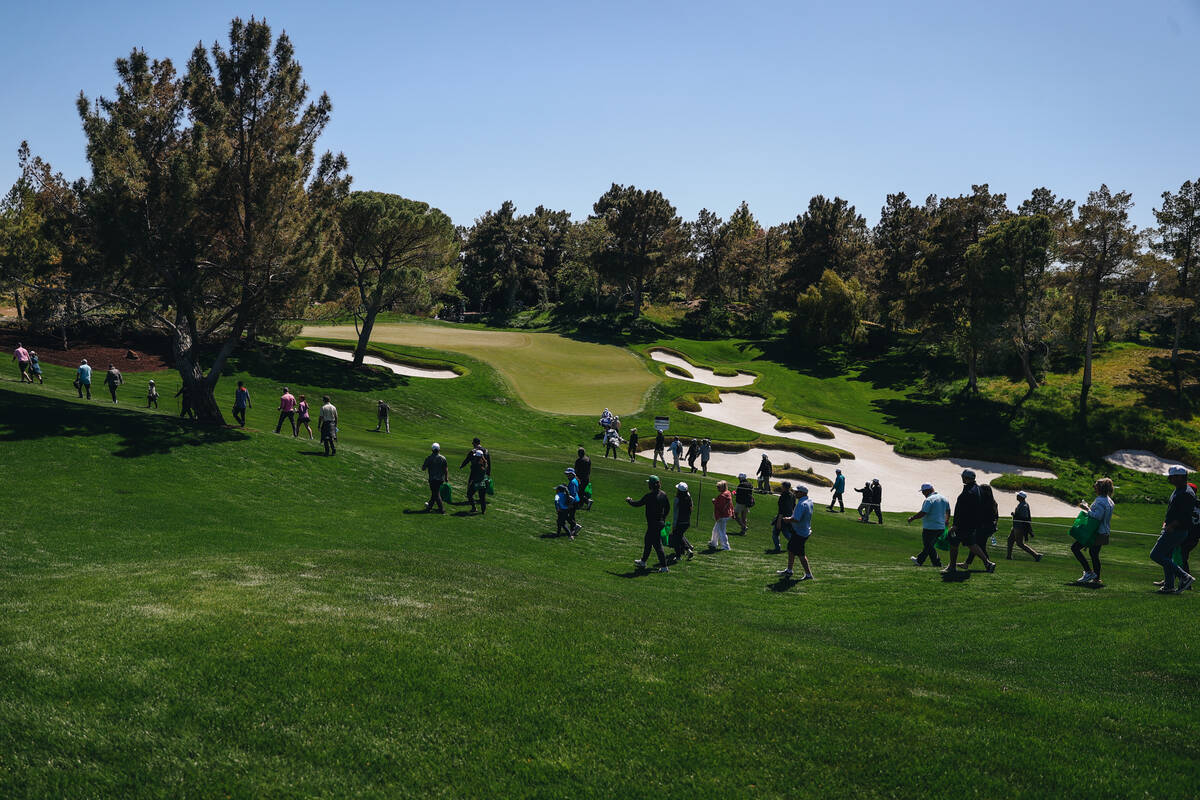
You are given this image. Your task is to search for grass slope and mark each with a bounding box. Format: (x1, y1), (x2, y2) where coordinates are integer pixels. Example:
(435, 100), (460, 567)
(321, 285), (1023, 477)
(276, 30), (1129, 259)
(1, 353), (1198, 799)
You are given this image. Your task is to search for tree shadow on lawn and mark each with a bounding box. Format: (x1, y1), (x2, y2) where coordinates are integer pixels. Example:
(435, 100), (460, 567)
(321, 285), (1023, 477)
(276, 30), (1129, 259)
(0, 387), (247, 457)
(224, 346), (406, 393)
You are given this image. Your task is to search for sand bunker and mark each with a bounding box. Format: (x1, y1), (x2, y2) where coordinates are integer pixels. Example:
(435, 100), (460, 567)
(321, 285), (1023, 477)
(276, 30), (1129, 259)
(648, 350), (756, 387)
(305, 346), (459, 379)
(672, 392), (1076, 517)
(1104, 450), (1194, 475)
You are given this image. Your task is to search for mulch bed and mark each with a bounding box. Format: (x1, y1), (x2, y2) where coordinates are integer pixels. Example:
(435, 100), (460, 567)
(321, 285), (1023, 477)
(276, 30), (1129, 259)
(0, 327), (174, 372)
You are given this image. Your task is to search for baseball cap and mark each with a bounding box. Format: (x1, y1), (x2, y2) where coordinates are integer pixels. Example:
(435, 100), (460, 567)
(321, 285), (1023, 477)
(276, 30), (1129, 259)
(795, 485), (809, 494)
(920, 482), (933, 492)
(648, 475), (660, 484)
(1168, 465), (1188, 476)
(676, 482), (688, 492)
(564, 468), (575, 475)
(1016, 491), (1027, 499)
(431, 442), (440, 451)
(737, 472), (747, 480)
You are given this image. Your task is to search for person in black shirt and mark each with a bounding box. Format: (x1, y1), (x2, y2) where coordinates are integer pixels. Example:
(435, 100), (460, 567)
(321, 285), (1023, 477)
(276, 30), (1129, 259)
(867, 479), (883, 525)
(627, 475), (670, 573)
(421, 442), (448, 513)
(670, 482), (695, 562)
(574, 447), (593, 510)
(685, 439), (699, 472)
(627, 428), (639, 463)
(734, 474), (755, 534)
(1151, 466), (1196, 593)
(459, 444), (490, 514)
(962, 483), (999, 567)
(944, 469), (997, 575)
(771, 481), (798, 553)
(1179, 481), (1200, 577)
(653, 429), (666, 468)
(1006, 491), (1041, 561)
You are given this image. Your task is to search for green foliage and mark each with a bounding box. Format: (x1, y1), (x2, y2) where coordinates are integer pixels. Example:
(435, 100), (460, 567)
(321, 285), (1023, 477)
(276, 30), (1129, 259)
(792, 269), (868, 346)
(783, 195), (872, 296)
(591, 183), (683, 315)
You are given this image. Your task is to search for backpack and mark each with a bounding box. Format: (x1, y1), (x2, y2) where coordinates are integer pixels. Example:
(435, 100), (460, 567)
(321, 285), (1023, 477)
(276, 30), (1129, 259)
(978, 484), (999, 525)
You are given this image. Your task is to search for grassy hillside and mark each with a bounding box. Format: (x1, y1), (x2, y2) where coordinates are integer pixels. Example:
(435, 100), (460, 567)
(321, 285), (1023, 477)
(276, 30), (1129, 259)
(1, 346), (1198, 799)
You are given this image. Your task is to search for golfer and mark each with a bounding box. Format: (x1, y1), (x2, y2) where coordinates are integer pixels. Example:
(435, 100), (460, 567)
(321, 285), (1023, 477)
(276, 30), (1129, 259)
(1150, 467), (1195, 593)
(828, 468), (846, 512)
(627, 475), (670, 573)
(1072, 479), (1114, 585)
(907, 482), (948, 568)
(709, 479), (734, 551)
(944, 470), (997, 575)
(318, 395), (338, 456)
(421, 443), (447, 513)
(1007, 491), (1042, 561)
(777, 485), (814, 581)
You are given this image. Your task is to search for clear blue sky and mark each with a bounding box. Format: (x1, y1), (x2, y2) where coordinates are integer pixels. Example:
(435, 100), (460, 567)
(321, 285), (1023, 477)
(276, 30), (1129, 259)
(2, 0), (1198, 230)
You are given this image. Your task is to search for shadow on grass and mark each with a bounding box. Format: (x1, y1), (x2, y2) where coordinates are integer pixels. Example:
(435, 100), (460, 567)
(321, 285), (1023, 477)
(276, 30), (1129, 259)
(767, 577), (797, 591)
(0, 386), (248, 457)
(605, 569), (658, 579)
(941, 570), (971, 583)
(226, 346), (405, 393)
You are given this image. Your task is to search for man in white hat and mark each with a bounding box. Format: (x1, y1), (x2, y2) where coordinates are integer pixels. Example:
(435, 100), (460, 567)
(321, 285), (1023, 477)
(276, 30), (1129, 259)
(907, 483), (948, 567)
(1007, 491), (1041, 561)
(422, 443), (448, 513)
(1151, 466), (1196, 593)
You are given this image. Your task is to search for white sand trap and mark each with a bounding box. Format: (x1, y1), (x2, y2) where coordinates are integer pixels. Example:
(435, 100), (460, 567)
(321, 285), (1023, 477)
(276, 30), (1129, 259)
(649, 350), (756, 387)
(1104, 450), (1194, 475)
(679, 392), (1077, 517)
(305, 346), (459, 379)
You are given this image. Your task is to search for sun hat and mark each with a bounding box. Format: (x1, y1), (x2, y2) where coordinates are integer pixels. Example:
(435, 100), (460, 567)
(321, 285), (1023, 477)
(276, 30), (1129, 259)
(1168, 465), (1188, 476)
(676, 482), (688, 492)
(920, 482), (933, 492)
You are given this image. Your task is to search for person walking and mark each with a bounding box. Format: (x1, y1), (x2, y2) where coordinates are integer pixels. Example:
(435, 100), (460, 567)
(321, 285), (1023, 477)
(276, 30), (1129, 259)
(603, 427), (620, 459)
(276, 388), (298, 436)
(374, 400), (390, 433)
(1179, 483), (1200, 578)
(554, 484), (572, 537)
(699, 438), (711, 476)
(907, 482), (948, 568)
(627, 427), (639, 463)
(828, 468), (846, 512)
(685, 438), (699, 473)
(564, 468), (582, 537)
(27, 351), (43, 385)
(627, 475), (670, 573)
(1072, 479), (1114, 586)
(297, 395), (313, 439)
(146, 379), (159, 409)
(866, 478), (883, 524)
(734, 473), (755, 535)
(944, 470), (997, 575)
(12, 343), (31, 382)
(574, 447), (593, 510)
(1007, 491), (1042, 561)
(772, 481), (798, 553)
(612, 415), (621, 435)
(776, 485), (814, 581)
(756, 453), (773, 493)
(174, 385), (194, 419)
(232, 381), (251, 427)
(460, 446), (490, 514)
(962, 483), (999, 568)
(668, 436), (682, 471)
(75, 359), (92, 399)
(103, 364), (123, 403)
(653, 428), (666, 468)
(318, 395), (338, 456)
(421, 442), (448, 513)
(709, 479), (734, 551)
(1150, 467), (1195, 593)
(853, 481), (872, 520)
(670, 482), (695, 562)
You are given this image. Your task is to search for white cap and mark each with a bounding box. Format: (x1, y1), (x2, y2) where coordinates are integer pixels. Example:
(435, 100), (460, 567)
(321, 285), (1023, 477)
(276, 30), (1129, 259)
(473, 449), (484, 457)
(1168, 465), (1188, 476)
(920, 483), (933, 492)
(795, 485), (809, 494)
(676, 482), (688, 492)
(1016, 491), (1027, 499)
(432, 443), (440, 451)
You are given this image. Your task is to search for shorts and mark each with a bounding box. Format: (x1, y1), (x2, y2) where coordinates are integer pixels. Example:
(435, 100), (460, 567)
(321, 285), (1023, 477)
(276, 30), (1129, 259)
(735, 503), (751, 514)
(975, 528), (994, 548)
(949, 527), (976, 546)
(787, 533), (808, 556)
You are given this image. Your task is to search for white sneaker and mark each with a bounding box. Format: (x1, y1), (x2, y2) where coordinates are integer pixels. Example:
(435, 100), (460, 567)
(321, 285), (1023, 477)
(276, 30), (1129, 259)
(798, 573), (813, 581)
(910, 556), (920, 565)
(776, 568), (793, 577)
(721, 545), (732, 551)
(634, 560), (646, 569)
(658, 566), (669, 573)
(1075, 572), (1094, 584)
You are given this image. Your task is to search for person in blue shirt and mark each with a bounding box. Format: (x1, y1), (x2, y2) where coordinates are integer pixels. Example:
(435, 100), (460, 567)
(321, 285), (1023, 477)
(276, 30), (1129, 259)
(75, 359), (92, 399)
(907, 482), (949, 567)
(828, 468), (846, 512)
(564, 468), (583, 537)
(554, 484), (572, 537)
(1151, 466), (1195, 593)
(776, 485), (814, 580)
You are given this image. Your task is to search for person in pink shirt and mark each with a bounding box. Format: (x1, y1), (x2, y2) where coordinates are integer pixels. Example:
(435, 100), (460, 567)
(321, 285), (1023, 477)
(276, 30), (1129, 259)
(12, 343), (31, 383)
(296, 394), (313, 439)
(275, 387), (298, 436)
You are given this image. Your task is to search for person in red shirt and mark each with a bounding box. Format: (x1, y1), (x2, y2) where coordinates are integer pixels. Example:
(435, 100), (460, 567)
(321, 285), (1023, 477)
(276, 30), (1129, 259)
(709, 480), (734, 551)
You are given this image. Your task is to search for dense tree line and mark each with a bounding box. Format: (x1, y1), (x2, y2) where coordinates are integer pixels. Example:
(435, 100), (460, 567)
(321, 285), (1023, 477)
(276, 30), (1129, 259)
(1, 18), (1198, 425)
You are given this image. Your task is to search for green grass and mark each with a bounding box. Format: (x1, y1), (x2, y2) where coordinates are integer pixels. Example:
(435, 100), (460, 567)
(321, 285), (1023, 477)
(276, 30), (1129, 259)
(2, 346), (1199, 799)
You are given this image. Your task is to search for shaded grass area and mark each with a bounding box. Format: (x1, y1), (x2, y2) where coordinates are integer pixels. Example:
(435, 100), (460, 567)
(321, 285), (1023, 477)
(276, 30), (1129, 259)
(1, 375), (1199, 798)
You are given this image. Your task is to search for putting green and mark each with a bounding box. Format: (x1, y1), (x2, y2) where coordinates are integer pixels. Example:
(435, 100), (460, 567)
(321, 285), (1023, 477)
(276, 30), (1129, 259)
(300, 322), (658, 415)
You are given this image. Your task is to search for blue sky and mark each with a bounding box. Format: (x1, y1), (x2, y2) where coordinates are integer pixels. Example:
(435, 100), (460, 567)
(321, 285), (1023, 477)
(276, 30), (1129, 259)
(2, 0), (1197, 230)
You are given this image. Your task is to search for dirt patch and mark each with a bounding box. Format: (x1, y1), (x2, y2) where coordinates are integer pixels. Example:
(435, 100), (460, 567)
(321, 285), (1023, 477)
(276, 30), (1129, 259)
(0, 327), (174, 372)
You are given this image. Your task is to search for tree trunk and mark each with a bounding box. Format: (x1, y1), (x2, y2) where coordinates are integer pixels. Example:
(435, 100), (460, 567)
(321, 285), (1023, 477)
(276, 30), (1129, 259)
(1018, 345), (1038, 392)
(352, 306), (379, 368)
(967, 344), (978, 394)
(1079, 277), (1101, 422)
(172, 325), (225, 425)
(634, 275), (643, 317)
(1171, 307), (1186, 402)
(13, 290), (21, 322)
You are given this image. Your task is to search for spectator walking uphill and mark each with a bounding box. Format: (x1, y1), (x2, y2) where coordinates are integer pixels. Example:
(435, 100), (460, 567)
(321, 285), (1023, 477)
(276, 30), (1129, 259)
(709, 480), (734, 551)
(276, 387), (298, 436)
(232, 381), (251, 426)
(554, 484), (572, 536)
(863, 478), (883, 524)
(776, 485), (814, 581)
(13, 343), (31, 382)
(828, 468), (846, 512)
(669, 437), (682, 472)
(756, 454), (773, 493)
(962, 483), (999, 567)
(564, 468), (582, 538)
(1150, 467), (1196, 593)
(699, 439), (711, 476)
(460, 443), (490, 514)
(374, 400), (390, 433)
(853, 481), (871, 520)
(422, 442), (448, 513)
(297, 395), (313, 439)
(1072, 478), (1114, 586)
(27, 351), (43, 384)
(627, 475), (670, 573)
(670, 482), (695, 562)
(734, 473), (755, 534)
(627, 428), (639, 463)
(907, 482), (948, 568)
(574, 447), (593, 510)
(653, 428), (666, 468)
(1007, 491), (1042, 561)
(318, 395), (338, 456)
(75, 359), (93, 399)
(685, 439), (699, 473)
(772, 481), (797, 553)
(146, 379), (158, 409)
(943, 470), (997, 576)
(103, 364), (123, 403)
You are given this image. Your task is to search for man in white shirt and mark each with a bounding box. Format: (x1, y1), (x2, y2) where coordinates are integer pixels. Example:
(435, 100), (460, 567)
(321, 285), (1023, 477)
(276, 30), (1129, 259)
(319, 395), (338, 456)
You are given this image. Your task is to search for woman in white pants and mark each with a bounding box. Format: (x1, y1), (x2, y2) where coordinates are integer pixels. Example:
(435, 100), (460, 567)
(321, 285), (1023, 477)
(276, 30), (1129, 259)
(710, 480), (734, 550)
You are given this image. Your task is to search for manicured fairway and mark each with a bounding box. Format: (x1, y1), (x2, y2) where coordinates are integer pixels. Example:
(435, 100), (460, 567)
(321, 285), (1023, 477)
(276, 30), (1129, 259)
(2, 354), (1199, 799)
(301, 322), (658, 415)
